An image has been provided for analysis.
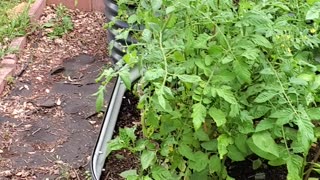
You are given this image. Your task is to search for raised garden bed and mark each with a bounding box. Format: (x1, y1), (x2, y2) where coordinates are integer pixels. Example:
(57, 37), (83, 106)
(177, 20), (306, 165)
(92, 0), (320, 179)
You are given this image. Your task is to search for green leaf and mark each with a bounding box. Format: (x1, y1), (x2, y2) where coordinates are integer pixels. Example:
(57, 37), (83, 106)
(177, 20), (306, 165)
(252, 159), (262, 170)
(254, 91), (277, 103)
(166, 6), (175, 14)
(287, 155), (303, 180)
(208, 155), (222, 174)
(189, 151), (208, 172)
(255, 119), (276, 132)
(217, 134), (233, 159)
(119, 70), (131, 90)
(306, 2), (320, 20)
(107, 137), (124, 155)
(151, 165), (173, 180)
(201, 140), (218, 151)
(178, 74), (202, 83)
(128, 14), (138, 24)
(178, 144), (194, 160)
(251, 34), (272, 49)
(241, 48), (260, 60)
(307, 108), (320, 120)
(141, 150), (156, 170)
(145, 69), (165, 81)
(216, 88), (237, 104)
(247, 137), (278, 161)
(151, 0), (162, 10)
(227, 145), (245, 161)
(195, 128), (210, 141)
(270, 109), (294, 126)
(249, 131), (279, 159)
(194, 33), (212, 49)
(234, 134), (249, 155)
(233, 60), (251, 84)
(192, 103), (207, 130)
(208, 107), (227, 127)
(221, 55), (233, 64)
(94, 86), (105, 112)
(142, 29), (152, 42)
(120, 170), (138, 178)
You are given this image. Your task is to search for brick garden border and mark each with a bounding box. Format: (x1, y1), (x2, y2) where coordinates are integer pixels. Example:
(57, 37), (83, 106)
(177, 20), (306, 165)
(0, 0), (105, 95)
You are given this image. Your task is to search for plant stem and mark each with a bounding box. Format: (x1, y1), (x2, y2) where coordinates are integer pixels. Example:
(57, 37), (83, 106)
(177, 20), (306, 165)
(304, 141), (320, 180)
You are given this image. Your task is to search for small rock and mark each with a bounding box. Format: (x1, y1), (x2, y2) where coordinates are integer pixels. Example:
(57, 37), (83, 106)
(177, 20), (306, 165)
(0, 149), (3, 153)
(0, 170), (12, 177)
(45, 89), (50, 93)
(89, 121), (96, 125)
(56, 98), (62, 106)
(37, 98), (56, 108)
(50, 66), (65, 75)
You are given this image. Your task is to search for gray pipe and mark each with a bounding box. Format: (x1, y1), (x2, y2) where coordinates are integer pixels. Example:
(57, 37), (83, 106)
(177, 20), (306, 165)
(90, 67), (140, 180)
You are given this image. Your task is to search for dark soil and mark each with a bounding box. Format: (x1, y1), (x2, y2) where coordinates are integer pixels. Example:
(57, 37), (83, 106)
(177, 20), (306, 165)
(227, 156), (287, 180)
(102, 92), (141, 180)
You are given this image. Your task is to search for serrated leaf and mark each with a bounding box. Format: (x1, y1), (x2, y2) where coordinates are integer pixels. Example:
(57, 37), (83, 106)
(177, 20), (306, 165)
(287, 155), (303, 180)
(307, 108), (320, 120)
(127, 14), (137, 24)
(166, 6), (175, 14)
(216, 88), (237, 104)
(201, 140), (218, 151)
(120, 170), (138, 178)
(142, 29), (152, 42)
(151, 0), (162, 10)
(217, 134), (233, 159)
(234, 60), (251, 84)
(192, 103), (207, 130)
(178, 74), (201, 83)
(144, 69), (164, 81)
(254, 91), (277, 103)
(270, 108), (294, 126)
(221, 55), (233, 64)
(208, 155), (222, 174)
(119, 70), (131, 90)
(209, 107), (227, 127)
(189, 151), (208, 172)
(194, 33), (212, 49)
(260, 68), (274, 75)
(195, 128), (210, 141)
(289, 77), (308, 86)
(251, 34), (272, 48)
(241, 48), (260, 60)
(306, 2), (320, 20)
(178, 144), (194, 160)
(255, 119), (275, 132)
(141, 150), (156, 170)
(151, 165), (173, 180)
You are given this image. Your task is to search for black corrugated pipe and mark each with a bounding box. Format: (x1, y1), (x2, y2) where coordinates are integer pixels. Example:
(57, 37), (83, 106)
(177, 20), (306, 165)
(104, 0), (139, 62)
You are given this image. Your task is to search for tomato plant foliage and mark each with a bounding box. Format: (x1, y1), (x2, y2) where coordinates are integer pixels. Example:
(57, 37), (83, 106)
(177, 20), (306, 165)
(97, 0), (320, 179)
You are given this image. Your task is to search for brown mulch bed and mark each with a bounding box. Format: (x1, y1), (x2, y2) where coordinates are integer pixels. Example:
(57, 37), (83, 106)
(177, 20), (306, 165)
(0, 5), (112, 179)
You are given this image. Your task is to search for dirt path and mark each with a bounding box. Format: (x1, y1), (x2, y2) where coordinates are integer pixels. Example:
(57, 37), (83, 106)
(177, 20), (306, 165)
(0, 6), (114, 179)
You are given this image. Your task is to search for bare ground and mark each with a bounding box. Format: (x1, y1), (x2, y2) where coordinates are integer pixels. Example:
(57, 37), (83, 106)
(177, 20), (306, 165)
(0, 5), (114, 179)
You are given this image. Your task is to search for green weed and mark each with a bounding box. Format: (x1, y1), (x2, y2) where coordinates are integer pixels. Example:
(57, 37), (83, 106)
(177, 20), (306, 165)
(43, 4), (73, 39)
(0, 0), (33, 59)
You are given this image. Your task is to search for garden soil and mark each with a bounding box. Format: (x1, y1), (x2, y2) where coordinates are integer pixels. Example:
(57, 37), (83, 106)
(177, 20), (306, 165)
(0, 5), (115, 179)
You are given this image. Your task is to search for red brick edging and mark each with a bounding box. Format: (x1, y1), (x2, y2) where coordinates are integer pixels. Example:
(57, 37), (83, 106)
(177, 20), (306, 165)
(0, 0), (45, 95)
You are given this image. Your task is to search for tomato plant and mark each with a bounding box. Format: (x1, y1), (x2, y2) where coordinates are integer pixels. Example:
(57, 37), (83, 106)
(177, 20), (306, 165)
(97, 0), (320, 179)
